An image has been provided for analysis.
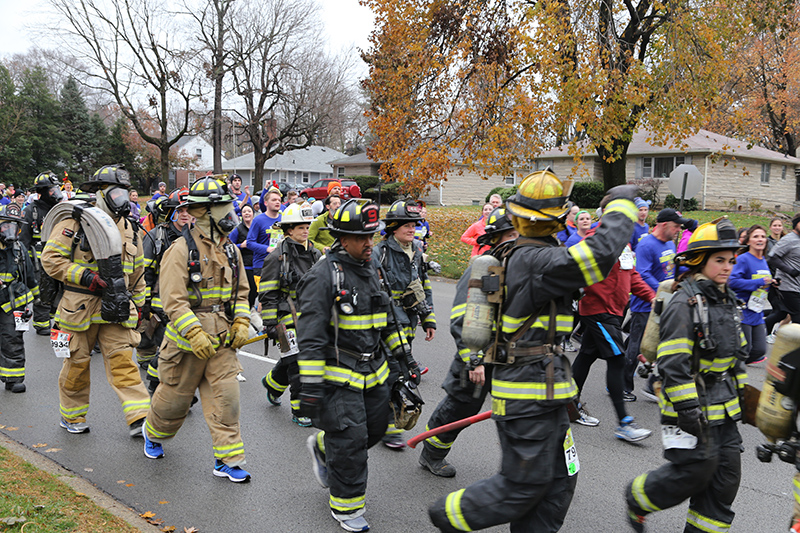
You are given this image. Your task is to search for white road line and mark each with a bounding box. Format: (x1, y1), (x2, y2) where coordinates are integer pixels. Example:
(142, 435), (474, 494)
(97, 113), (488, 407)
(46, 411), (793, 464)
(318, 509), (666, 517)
(237, 350), (277, 364)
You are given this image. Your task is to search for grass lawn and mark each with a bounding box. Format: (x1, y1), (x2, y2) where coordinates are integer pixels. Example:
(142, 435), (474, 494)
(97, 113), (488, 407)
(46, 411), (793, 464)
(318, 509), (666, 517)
(423, 205), (785, 280)
(0, 446), (140, 532)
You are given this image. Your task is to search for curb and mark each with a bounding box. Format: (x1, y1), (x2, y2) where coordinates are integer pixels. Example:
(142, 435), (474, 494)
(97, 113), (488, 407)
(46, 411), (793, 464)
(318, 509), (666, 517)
(0, 432), (159, 532)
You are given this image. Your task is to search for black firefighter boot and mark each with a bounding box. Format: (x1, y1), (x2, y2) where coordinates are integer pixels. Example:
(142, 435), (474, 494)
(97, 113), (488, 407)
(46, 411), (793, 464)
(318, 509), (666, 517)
(419, 446), (456, 478)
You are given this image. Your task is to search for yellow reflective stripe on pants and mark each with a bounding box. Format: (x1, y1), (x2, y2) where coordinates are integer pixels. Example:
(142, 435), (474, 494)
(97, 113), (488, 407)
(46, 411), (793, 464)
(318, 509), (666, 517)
(686, 509), (731, 532)
(329, 494), (365, 513)
(445, 489), (472, 531)
(450, 303), (466, 320)
(122, 398), (150, 414)
(424, 424), (453, 449)
(631, 473), (661, 513)
(0, 366), (25, 378)
(214, 442), (245, 459)
(145, 418), (176, 440)
(658, 338), (694, 358)
(491, 378), (577, 400)
(794, 474), (800, 504)
(60, 403), (90, 420)
(265, 370), (288, 393)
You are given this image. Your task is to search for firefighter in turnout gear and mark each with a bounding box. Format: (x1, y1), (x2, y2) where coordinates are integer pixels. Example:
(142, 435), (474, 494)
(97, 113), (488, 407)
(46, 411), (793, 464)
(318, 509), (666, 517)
(140, 187), (189, 382)
(0, 204), (38, 393)
(259, 202), (321, 426)
(625, 218), (750, 533)
(420, 207), (518, 477)
(142, 176), (253, 483)
(299, 199), (419, 532)
(373, 200), (436, 449)
(20, 171), (64, 335)
(429, 170), (639, 532)
(41, 164), (151, 436)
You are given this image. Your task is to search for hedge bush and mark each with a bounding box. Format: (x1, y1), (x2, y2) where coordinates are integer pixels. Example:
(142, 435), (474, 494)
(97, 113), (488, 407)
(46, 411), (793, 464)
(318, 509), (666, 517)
(363, 181), (404, 204)
(485, 186), (518, 203)
(570, 181), (605, 208)
(663, 194), (698, 211)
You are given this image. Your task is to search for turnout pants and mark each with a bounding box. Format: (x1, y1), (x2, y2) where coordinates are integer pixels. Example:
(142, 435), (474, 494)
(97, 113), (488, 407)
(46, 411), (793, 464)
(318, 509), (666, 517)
(0, 310), (25, 383)
(626, 418), (742, 532)
(423, 358), (491, 461)
(58, 323), (150, 424)
(430, 407), (577, 533)
(263, 354), (301, 413)
(315, 381), (390, 519)
(145, 342), (246, 466)
(32, 268), (51, 332)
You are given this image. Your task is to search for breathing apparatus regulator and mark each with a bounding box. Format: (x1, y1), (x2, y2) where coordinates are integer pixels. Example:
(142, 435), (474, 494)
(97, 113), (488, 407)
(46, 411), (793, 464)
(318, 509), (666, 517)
(182, 176), (238, 240)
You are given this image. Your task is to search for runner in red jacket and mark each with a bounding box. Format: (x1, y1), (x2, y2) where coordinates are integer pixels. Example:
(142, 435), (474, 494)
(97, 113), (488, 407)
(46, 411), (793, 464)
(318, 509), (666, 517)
(571, 226), (656, 442)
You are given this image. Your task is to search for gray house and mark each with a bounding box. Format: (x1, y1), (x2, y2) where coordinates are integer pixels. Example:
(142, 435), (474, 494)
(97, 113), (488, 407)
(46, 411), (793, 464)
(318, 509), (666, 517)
(218, 146), (346, 190)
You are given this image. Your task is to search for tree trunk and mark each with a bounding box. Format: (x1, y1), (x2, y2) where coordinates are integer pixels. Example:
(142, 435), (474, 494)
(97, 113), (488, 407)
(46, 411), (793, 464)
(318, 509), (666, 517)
(161, 144), (170, 186)
(253, 145), (265, 192)
(596, 142), (630, 191)
(213, 76), (223, 173)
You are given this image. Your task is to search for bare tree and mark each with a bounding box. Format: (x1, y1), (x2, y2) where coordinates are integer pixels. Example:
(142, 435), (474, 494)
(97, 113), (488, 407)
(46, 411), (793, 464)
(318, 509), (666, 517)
(186, 0), (236, 173)
(48, 0), (201, 187)
(228, 0), (355, 191)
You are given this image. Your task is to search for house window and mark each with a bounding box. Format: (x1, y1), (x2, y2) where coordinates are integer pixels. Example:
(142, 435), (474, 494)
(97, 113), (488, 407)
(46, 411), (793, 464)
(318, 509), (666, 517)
(504, 174), (515, 186)
(638, 156), (686, 179)
(761, 163), (771, 184)
(195, 148), (202, 159)
(782, 165), (787, 180)
(337, 167), (345, 177)
(302, 172), (310, 184)
(534, 159), (554, 171)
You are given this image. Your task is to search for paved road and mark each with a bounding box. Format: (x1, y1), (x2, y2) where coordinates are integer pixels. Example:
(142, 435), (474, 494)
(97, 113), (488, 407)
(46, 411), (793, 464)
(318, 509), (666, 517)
(0, 278), (792, 532)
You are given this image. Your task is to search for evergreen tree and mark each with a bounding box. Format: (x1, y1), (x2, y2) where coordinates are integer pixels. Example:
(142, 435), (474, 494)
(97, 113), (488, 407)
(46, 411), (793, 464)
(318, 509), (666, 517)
(0, 64), (31, 180)
(59, 77), (95, 181)
(18, 66), (68, 186)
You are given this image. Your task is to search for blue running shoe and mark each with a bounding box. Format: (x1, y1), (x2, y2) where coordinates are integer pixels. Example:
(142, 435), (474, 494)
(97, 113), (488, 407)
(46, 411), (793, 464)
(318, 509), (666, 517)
(307, 434), (328, 488)
(261, 376), (282, 406)
(213, 460), (251, 482)
(292, 414), (312, 427)
(142, 424), (164, 459)
(332, 511), (370, 532)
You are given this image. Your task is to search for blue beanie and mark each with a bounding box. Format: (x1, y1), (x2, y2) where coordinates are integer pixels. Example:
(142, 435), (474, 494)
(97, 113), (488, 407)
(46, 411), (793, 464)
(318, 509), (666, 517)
(634, 197), (651, 209)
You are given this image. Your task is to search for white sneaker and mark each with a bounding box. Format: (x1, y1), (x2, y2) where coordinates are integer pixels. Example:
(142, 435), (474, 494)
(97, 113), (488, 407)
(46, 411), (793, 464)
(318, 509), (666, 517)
(766, 334), (776, 345)
(615, 417), (652, 442)
(563, 340), (577, 352)
(574, 405), (599, 426)
(236, 372), (246, 382)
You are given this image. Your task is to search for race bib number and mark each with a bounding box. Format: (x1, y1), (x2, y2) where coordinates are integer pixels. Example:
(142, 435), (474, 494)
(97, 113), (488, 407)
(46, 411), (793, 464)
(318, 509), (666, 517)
(747, 289), (768, 313)
(661, 425), (698, 450)
(563, 428), (580, 476)
(50, 329), (72, 358)
(283, 328), (300, 357)
(619, 247), (635, 270)
(268, 230), (283, 249)
(13, 311), (30, 332)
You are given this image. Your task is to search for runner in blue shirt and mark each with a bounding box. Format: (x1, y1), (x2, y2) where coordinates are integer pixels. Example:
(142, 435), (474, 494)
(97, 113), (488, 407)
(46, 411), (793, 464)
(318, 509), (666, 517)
(630, 197), (651, 251)
(729, 224), (777, 364)
(248, 187), (283, 272)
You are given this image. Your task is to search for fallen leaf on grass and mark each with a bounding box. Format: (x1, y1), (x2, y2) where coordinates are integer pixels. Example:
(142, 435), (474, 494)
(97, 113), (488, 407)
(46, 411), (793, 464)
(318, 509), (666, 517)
(117, 480), (126, 484)
(158, 501), (169, 504)
(32, 443), (47, 448)
(125, 483), (134, 487)
(184, 528), (199, 533)
(44, 448), (61, 453)
(84, 468), (93, 472)
(140, 512), (156, 519)
(0, 516), (26, 525)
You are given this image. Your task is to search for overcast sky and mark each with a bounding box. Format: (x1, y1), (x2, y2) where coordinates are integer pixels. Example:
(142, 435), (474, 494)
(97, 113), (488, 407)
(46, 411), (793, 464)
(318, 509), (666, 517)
(0, 0), (375, 58)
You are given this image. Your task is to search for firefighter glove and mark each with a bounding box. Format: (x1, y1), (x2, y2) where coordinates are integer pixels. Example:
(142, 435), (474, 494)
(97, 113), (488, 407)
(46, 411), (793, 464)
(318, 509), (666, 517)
(185, 325), (216, 360)
(265, 325), (280, 340)
(80, 271), (108, 293)
(677, 406), (707, 438)
(229, 316), (251, 349)
(599, 184), (639, 209)
(299, 383), (325, 419)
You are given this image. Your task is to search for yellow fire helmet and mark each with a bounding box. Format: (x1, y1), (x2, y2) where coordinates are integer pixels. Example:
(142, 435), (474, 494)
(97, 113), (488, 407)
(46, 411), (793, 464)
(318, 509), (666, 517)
(506, 168), (574, 222)
(676, 217), (746, 267)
